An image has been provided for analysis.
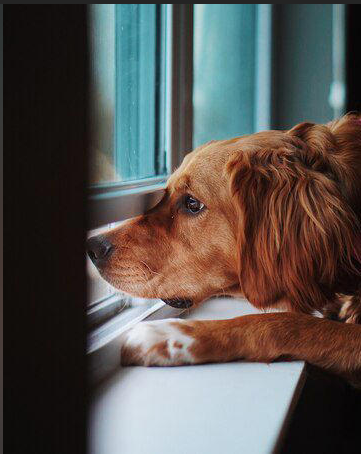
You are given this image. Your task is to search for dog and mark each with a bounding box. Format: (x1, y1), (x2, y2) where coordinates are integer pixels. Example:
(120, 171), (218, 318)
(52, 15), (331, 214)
(87, 113), (361, 385)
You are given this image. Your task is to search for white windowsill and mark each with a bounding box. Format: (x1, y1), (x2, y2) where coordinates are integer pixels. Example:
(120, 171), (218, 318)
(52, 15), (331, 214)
(89, 297), (306, 454)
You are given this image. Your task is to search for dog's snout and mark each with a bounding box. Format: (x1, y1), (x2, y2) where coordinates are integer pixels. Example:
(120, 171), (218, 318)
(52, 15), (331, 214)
(87, 235), (114, 265)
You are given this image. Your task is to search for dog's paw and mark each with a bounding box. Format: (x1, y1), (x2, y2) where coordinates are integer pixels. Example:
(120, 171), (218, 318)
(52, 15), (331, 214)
(120, 319), (197, 366)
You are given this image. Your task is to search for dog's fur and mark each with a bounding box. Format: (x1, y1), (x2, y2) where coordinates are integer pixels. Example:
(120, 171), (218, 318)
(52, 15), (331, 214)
(89, 113), (361, 385)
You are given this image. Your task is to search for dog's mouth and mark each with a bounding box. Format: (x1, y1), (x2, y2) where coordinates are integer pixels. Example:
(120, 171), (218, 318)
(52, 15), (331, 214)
(162, 298), (193, 309)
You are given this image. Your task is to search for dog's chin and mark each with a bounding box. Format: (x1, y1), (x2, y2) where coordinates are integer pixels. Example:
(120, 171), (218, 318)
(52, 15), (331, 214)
(96, 270), (195, 308)
(161, 298), (193, 309)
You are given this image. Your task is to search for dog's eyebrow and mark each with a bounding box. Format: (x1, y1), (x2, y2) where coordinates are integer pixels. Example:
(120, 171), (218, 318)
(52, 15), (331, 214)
(172, 177), (207, 204)
(173, 175), (193, 193)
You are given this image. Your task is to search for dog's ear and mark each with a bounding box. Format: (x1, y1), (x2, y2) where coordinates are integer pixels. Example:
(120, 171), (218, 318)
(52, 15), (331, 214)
(288, 115), (361, 203)
(227, 125), (359, 313)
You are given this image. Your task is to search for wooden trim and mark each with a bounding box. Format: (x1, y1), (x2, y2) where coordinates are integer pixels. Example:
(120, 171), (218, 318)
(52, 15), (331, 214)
(170, 4), (194, 170)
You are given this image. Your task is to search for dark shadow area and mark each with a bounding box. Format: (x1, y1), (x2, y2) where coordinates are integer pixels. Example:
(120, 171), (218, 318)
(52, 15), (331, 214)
(279, 365), (361, 454)
(5, 6), (89, 454)
(346, 5), (361, 112)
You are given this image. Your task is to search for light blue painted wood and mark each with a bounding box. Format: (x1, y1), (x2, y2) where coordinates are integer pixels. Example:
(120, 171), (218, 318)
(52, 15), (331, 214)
(273, 4), (334, 129)
(193, 5), (256, 147)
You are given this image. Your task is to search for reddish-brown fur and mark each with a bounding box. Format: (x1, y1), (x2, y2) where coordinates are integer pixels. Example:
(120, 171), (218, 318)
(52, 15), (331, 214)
(228, 116), (361, 313)
(96, 113), (361, 384)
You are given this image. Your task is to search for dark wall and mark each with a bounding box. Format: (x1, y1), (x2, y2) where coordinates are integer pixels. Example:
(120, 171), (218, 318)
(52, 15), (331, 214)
(0, 5), (3, 451)
(346, 5), (361, 113)
(5, 6), (88, 454)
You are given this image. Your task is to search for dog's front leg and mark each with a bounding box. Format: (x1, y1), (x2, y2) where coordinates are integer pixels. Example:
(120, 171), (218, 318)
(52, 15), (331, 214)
(120, 313), (361, 380)
(120, 314), (285, 366)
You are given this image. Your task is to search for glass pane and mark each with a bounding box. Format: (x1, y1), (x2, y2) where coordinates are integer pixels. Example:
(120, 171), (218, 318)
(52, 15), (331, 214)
(193, 4), (256, 147)
(89, 4), (169, 185)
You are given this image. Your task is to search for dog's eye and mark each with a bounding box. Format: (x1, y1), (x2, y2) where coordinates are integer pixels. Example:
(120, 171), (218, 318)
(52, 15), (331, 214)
(184, 195), (205, 214)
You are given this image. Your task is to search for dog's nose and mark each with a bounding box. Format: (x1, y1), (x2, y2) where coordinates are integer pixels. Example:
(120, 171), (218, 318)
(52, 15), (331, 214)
(87, 235), (114, 264)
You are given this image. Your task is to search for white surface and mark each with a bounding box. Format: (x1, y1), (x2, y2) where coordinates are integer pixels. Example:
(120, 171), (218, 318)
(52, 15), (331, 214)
(89, 297), (305, 454)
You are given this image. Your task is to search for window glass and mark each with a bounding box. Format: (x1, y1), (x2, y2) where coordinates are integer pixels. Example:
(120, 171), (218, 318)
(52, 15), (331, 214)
(89, 4), (169, 185)
(193, 4), (256, 147)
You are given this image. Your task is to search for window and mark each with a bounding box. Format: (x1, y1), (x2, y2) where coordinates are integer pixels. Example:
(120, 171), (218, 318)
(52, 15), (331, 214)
(193, 4), (257, 146)
(89, 4), (169, 185)
(193, 4), (272, 147)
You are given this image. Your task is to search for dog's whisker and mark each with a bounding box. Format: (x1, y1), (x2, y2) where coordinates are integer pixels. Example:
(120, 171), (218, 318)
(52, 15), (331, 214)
(134, 265), (148, 284)
(140, 260), (162, 277)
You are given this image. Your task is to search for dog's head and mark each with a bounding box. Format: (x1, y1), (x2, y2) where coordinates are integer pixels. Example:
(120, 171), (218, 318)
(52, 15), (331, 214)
(87, 114), (361, 311)
(87, 139), (242, 308)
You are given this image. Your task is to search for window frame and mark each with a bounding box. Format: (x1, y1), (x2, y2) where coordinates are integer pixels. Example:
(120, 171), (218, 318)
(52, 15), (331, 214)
(254, 4), (273, 132)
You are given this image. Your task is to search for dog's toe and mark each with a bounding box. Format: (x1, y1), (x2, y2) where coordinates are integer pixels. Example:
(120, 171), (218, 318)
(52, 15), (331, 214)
(120, 319), (196, 366)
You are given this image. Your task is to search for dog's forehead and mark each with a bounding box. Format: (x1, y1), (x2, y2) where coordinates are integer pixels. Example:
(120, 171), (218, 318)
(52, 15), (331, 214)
(168, 140), (234, 196)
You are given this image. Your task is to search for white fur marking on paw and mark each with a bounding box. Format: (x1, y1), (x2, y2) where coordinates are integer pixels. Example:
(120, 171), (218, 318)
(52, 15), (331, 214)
(122, 319), (195, 366)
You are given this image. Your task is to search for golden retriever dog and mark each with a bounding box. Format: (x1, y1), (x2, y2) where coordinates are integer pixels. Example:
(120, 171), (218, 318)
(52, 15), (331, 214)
(87, 113), (361, 385)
